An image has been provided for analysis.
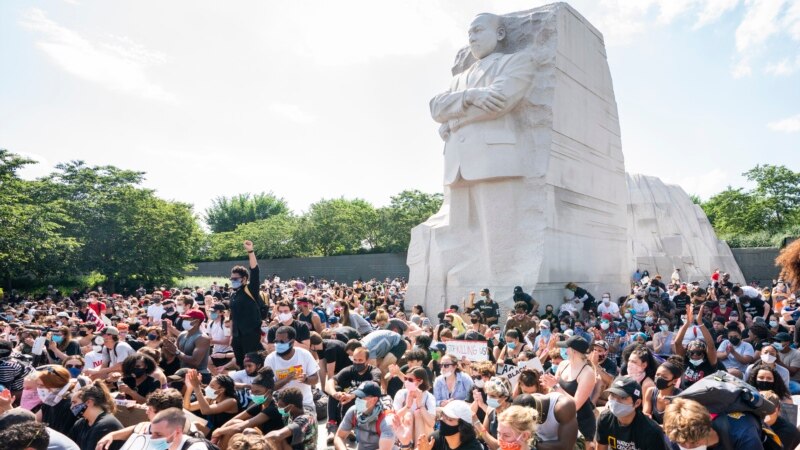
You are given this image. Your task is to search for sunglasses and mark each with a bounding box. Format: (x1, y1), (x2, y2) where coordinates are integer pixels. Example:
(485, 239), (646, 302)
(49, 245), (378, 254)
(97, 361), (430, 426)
(404, 377), (417, 382)
(230, 277), (242, 281)
(65, 364), (83, 369)
(440, 363), (454, 368)
(688, 350), (705, 357)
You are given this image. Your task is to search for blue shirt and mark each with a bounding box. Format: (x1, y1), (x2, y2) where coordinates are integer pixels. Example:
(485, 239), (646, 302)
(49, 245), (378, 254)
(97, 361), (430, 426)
(434, 371), (473, 405)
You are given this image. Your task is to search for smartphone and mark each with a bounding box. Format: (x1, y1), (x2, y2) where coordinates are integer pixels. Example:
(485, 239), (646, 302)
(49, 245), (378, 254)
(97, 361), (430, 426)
(162, 321), (168, 333)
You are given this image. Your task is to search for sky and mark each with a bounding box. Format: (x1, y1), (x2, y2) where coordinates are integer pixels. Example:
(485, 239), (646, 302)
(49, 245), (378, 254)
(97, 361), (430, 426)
(1, 0), (798, 218)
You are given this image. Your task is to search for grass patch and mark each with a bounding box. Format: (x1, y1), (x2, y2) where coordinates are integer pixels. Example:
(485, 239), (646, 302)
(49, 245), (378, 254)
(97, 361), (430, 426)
(172, 275), (229, 289)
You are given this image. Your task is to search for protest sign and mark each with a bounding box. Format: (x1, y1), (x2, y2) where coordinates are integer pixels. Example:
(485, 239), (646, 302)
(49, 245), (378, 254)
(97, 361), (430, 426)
(120, 434), (151, 450)
(446, 340), (488, 361)
(518, 357), (544, 373)
(496, 363), (522, 389)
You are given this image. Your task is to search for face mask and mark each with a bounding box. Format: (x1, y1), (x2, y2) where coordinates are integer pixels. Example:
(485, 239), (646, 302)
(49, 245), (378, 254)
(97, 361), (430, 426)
(355, 398), (367, 414)
(729, 337), (741, 346)
(644, 317), (654, 324)
(276, 342), (293, 355)
(176, 306), (185, 314)
(52, 335), (64, 344)
(182, 321), (194, 331)
(654, 376), (672, 390)
(560, 324), (568, 331)
(498, 435), (524, 450)
(603, 298), (610, 304)
(471, 318), (479, 324)
(560, 348), (569, 360)
(210, 313), (219, 320)
(627, 362), (645, 382)
(251, 393), (267, 405)
(441, 368), (454, 377)
(37, 388), (51, 403)
(678, 446), (707, 450)
(600, 321), (610, 330)
(689, 358), (703, 366)
(68, 367), (82, 378)
(165, 307), (175, 313)
(438, 420), (460, 436)
(149, 437), (170, 450)
(756, 380), (774, 391)
(540, 328), (551, 336)
(607, 398), (635, 419)
(132, 367), (148, 378)
(70, 402), (88, 417)
(487, 397), (501, 408)
(624, 313), (632, 320)
(78, 330), (88, 337)
(278, 313), (293, 323)
(405, 380), (418, 391)
(770, 321), (778, 328)
(507, 342), (516, 350)
(353, 363), (366, 372)
(204, 386), (218, 400)
(762, 353), (777, 364)
(474, 379), (485, 389)
(575, 326), (584, 333)
(231, 280), (242, 289)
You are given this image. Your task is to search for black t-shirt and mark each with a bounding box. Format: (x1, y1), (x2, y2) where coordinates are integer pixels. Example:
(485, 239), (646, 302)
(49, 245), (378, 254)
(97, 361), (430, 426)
(682, 359), (722, 388)
(126, 337), (145, 351)
(160, 355), (181, 377)
(600, 357), (619, 376)
(473, 299), (500, 320)
(429, 430), (483, 450)
(672, 294), (691, 312)
(41, 397), (78, 435)
(161, 311), (180, 326)
(70, 412), (124, 450)
(513, 292), (534, 312)
(267, 320), (310, 344)
(334, 364), (382, 391)
(46, 340), (82, 363)
(772, 416), (800, 450)
(741, 297), (766, 317)
(321, 339), (352, 372)
(596, 409), (668, 450)
(122, 375), (160, 398)
(331, 326), (361, 343)
(246, 400), (285, 434)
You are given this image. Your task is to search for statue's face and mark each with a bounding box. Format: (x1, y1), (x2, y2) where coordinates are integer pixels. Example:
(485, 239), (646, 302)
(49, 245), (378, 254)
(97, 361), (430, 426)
(468, 15), (503, 59)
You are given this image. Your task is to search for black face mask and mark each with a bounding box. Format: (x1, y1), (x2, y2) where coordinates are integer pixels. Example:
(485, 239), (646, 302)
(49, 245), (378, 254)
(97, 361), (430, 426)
(78, 330), (88, 337)
(438, 421), (460, 436)
(654, 376), (672, 390)
(132, 367), (147, 378)
(756, 380), (774, 391)
(352, 363), (366, 373)
(470, 318), (479, 324)
(729, 337), (741, 346)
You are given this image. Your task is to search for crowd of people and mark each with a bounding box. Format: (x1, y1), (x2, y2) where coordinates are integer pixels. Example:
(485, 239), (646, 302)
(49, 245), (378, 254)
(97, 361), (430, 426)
(1, 240), (800, 450)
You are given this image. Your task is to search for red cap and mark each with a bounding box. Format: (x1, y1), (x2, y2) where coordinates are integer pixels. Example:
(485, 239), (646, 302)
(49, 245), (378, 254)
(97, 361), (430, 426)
(601, 313), (613, 320)
(180, 310), (206, 321)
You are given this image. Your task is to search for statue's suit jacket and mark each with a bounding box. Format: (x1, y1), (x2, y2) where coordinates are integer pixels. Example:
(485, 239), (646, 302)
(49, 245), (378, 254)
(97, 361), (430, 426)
(430, 51), (536, 186)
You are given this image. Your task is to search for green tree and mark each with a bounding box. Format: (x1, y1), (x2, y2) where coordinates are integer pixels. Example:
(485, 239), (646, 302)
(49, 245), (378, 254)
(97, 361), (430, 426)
(701, 187), (768, 235)
(204, 192), (289, 233)
(0, 150), (79, 287)
(296, 198), (378, 256)
(43, 161), (203, 289)
(743, 164), (800, 231)
(376, 190), (443, 252)
(201, 214), (300, 260)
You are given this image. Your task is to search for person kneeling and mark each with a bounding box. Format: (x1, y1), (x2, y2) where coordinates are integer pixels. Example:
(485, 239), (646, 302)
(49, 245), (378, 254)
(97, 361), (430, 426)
(264, 388), (317, 450)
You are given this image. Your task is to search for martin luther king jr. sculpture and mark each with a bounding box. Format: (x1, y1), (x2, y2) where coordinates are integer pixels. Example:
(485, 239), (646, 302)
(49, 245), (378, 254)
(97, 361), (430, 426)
(407, 3), (630, 314)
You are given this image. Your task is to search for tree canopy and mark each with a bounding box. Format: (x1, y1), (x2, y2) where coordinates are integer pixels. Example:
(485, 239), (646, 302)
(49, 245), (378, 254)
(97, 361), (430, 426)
(204, 192), (289, 233)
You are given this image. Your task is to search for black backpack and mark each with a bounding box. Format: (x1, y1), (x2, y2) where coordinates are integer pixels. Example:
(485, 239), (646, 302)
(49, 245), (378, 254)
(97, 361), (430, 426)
(673, 370), (776, 417)
(181, 437), (221, 450)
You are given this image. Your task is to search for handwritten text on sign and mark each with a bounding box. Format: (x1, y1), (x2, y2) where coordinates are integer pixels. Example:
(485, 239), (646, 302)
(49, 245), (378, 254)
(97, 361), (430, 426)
(445, 340), (488, 361)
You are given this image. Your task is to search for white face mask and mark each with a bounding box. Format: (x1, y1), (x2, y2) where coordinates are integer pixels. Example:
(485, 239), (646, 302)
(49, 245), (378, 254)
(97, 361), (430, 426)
(204, 386), (218, 400)
(176, 306), (185, 314)
(182, 321), (194, 331)
(278, 313), (293, 323)
(761, 353), (777, 364)
(92, 345), (103, 353)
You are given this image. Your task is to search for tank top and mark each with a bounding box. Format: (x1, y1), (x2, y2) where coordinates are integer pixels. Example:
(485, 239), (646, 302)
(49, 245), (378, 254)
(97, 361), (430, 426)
(298, 311), (315, 329)
(557, 363), (594, 421)
(650, 387), (681, 425)
(178, 331), (209, 372)
(535, 392), (561, 442)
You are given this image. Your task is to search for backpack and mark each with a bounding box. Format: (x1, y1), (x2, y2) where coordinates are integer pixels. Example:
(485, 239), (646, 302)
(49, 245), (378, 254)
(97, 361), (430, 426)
(181, 437), (221, 450)
(243, 286), (269, 320)
(673, 370), (776, 417)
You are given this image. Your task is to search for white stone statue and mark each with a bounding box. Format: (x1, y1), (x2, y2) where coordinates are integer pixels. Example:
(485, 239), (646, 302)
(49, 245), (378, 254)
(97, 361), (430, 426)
(407, 3), (630, 316)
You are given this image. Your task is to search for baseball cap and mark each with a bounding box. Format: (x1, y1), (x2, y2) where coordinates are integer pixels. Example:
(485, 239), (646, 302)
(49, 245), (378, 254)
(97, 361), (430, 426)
(556, 335), (590, 354)
(514, 286), (523, 293)
(353, 381), (381, 398)
(95, 326), (119, 336)
(430, 343), (446, 353)
(606, 376), (642, 402)
(180, 310), (206, 321)
(441, 400), (472, 423)
(593, 340), (609, 350)
(388, 318), (408, 332)
(775, 332), (792, 342)
(56, 312), (70, 318)
(480, 288), (490, 294)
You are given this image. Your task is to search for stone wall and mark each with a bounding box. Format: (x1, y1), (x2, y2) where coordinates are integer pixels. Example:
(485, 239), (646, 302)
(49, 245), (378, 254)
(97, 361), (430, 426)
(730, 247), (781, 286)
(187, 253), (410, 282)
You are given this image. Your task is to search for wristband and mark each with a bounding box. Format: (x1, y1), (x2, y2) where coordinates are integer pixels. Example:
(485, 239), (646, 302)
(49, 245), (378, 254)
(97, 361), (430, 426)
(247, 250), (254, 254)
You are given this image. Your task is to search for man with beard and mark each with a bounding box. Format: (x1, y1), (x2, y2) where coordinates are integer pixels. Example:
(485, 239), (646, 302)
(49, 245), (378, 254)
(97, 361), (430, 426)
(324, 347), (381, 443)
(265, 326), (319, 414)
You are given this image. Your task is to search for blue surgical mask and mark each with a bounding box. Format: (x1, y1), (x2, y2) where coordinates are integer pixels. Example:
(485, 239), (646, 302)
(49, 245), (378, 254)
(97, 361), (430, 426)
(210, 312), (219, 320)
(275, 342), (292, 354)
(231, 279), (242, 289)
(67, 367), (82, 378)
(507, 342), (516, 350)
(560, 324), (568, 331)
(355, 398), (367, 413)
(540, 328), (551, 336)
(487, 397), (501, 408)
(773, 343), (784, 352)
(560, 348), (569, 360)
(52, 335), (64, 344)
(149, 437), (169, 450)
(660, 325), (669, 332)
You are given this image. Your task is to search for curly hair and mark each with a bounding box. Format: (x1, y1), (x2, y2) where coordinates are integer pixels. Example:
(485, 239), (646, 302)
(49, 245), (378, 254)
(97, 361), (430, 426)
(776, 239), (800, 287)
(0, 421), (49, 450)
(663, 398), (712, 445)
(747, 365), (791, 400)
(145, 388), (183, 412)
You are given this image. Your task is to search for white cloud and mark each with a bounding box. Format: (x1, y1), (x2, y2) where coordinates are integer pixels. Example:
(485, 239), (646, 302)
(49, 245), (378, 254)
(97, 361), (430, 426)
(765, 55), (800, 75)
(735, 0), (786, 52)
(732, 56), (753, 78)
(694, 0), (740, 28)
(768, 114), (800, 132)
(784, 0), (800, 39)
(267, 103), (316, 125)
(20, 8), (174, 102)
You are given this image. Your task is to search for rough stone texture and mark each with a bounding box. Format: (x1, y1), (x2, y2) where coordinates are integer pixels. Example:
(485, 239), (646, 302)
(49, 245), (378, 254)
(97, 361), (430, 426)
(407, 3), (629, 314)
(730, 247), (781, 286)
(627, 173), (745, 284)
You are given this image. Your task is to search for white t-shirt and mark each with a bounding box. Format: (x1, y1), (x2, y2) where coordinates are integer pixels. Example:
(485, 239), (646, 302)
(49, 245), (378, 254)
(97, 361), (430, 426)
(84, 351), (104, 370)
(393, 388), (436, 413)
(230, 369), (256, 386)
(597, 301), (620, 316)
(717, 340), (755, 373)
(737, 286), (762, 299)
(147, 304), (165, 323)
(102, 341), (136, 367)
(208, 320), (232, 353)
(264, 347), (319, 411)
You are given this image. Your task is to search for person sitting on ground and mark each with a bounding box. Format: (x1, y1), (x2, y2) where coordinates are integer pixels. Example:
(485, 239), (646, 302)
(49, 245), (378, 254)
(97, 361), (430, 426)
(662, 398), (719, 449)
(211, 367), (283, 449)
(1, 421), (50, 450)
(68, 380), (123, 450)
(95, 388), (186, 449)
(183, 369), (240, 435)
(595, 376), (668, 450)
(324, 347), (381, 442)
(433, 354), (474, 406)
(642, 357), (683, 425)
(392, 367), (435, 448)
(415, 399), (481, 450)
(117, 353), (160, 404)
(761, 390), (800, 450)
(496, 406), (537, 450)
(264, 387), (317, 450)
(475, 376), (513, 450)
(149, 407), (210, 450)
